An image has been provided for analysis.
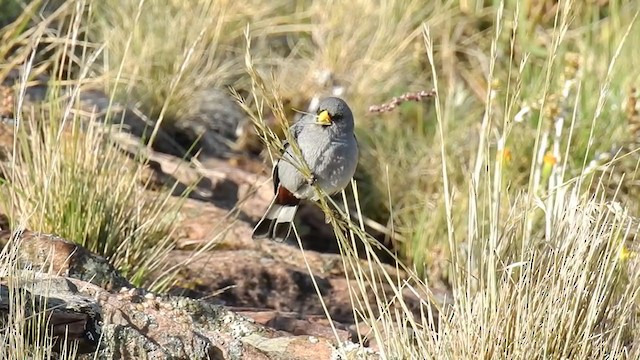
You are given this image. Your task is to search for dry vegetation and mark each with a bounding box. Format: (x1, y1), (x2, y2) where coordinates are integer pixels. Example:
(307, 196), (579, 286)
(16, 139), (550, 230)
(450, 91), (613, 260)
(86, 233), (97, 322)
(2, 0), (640, 358)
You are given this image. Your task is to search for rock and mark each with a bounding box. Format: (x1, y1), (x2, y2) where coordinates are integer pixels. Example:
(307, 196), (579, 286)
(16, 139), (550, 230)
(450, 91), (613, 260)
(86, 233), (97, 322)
(0, 75), (245, 161)
(85, 281), (269, 359)
(0, 231), (379, 359)
(70, 86), (246, 160)
(168, 87), (247, 159)
(241, 334), (335, 360)
(0, 273), (102, 354)
(0, 69), (49, 105)
(235, 309), (352, 342)
(1, 272), (356, 359)
(164, 244), (435, 329)
(75, 88), (188, 157)
(0, 230), (131, 291)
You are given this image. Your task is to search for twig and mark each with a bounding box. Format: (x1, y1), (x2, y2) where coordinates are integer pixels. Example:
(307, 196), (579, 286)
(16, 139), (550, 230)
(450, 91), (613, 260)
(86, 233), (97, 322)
(368, 90), (436, 113)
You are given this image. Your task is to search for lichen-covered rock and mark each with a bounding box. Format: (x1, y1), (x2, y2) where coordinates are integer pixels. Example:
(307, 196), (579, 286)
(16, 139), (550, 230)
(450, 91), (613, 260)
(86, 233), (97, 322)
(0, 273), (374, 359)
(0, 231), (378, 359)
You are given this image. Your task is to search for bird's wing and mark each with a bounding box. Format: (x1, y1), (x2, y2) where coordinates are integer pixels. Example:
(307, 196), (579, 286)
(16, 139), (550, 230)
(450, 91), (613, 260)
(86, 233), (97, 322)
(271, 139), (286, 193)
(289, 119), (305, 139)
(272, 121), (304, 194)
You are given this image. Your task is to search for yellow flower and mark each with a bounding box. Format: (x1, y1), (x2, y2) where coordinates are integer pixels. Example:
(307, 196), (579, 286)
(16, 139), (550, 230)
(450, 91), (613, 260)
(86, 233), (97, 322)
(620, 244), (634, 262)
(541, 152), (558, 184)
(496, 148), (512, 164)
(543, 152), (557, 166)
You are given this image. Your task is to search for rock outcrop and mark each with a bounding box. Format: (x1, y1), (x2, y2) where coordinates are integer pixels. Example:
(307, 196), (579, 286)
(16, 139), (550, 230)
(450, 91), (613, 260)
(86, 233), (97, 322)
(0, 231), (379, 359)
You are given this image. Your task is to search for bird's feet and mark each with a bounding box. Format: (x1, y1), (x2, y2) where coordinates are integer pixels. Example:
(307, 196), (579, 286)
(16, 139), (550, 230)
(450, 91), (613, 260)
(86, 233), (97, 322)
(324, 208), (342, 224)
(307, 173), (318, 187)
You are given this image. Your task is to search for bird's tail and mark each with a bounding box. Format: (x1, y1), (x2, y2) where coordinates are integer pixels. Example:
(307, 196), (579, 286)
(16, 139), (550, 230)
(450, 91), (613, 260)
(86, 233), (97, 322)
(252, 186), (300, 242)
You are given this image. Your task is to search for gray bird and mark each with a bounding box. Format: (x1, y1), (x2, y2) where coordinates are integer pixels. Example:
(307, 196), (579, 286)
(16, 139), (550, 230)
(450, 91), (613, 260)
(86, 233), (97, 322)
(252, 97), (359, 242)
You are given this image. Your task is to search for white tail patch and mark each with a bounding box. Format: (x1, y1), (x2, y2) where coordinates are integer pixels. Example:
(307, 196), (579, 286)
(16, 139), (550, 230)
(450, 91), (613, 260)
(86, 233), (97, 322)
(276, 205), (298, 224)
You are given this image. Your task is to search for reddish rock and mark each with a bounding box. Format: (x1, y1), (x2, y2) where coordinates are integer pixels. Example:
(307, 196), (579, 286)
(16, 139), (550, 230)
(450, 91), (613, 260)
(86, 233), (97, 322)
(0, 231), (379, 359)
(0, 230), (131, 290)
(236, 309), (352, 341)
(164, 244), (432, 330)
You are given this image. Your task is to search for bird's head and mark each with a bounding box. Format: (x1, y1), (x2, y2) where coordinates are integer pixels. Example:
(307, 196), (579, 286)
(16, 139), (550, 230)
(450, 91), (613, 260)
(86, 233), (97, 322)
(314, 97), (354, 132)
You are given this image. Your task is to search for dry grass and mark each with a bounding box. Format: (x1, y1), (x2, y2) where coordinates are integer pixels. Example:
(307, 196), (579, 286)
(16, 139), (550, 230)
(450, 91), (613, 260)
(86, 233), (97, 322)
(91, 0), (288, 125)
(2, 0), (640, 358)
(0, 0), (183, 288)
(242, 0), (640, 358)
(3, 103), (180, 287)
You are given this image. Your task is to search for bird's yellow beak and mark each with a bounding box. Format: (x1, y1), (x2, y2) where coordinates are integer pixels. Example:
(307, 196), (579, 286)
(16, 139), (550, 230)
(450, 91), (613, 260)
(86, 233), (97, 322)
(315, 110), (332, 126)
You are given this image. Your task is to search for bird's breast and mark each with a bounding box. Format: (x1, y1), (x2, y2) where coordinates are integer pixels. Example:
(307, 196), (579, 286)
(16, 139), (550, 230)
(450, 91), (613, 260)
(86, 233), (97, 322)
(301, 134), (358, 195)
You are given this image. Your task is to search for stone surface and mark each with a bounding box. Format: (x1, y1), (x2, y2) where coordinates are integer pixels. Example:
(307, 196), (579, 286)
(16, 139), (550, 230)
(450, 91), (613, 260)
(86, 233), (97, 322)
(169, 87), (247, 159)
(165, 243), (439, 331)
(0, 274), (102, 354)
(1, 71), (247, 161)
(0, 232), (379, 359)
(0, 230), (131, 291)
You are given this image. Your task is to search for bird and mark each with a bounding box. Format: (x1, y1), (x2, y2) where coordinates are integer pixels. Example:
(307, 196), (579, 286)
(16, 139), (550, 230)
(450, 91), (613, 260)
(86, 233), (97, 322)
(252, 97), (359, 242)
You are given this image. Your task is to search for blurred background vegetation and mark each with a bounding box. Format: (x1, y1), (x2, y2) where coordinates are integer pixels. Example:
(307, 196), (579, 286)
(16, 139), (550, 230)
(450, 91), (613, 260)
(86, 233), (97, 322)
(1, 0), (639, 298)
